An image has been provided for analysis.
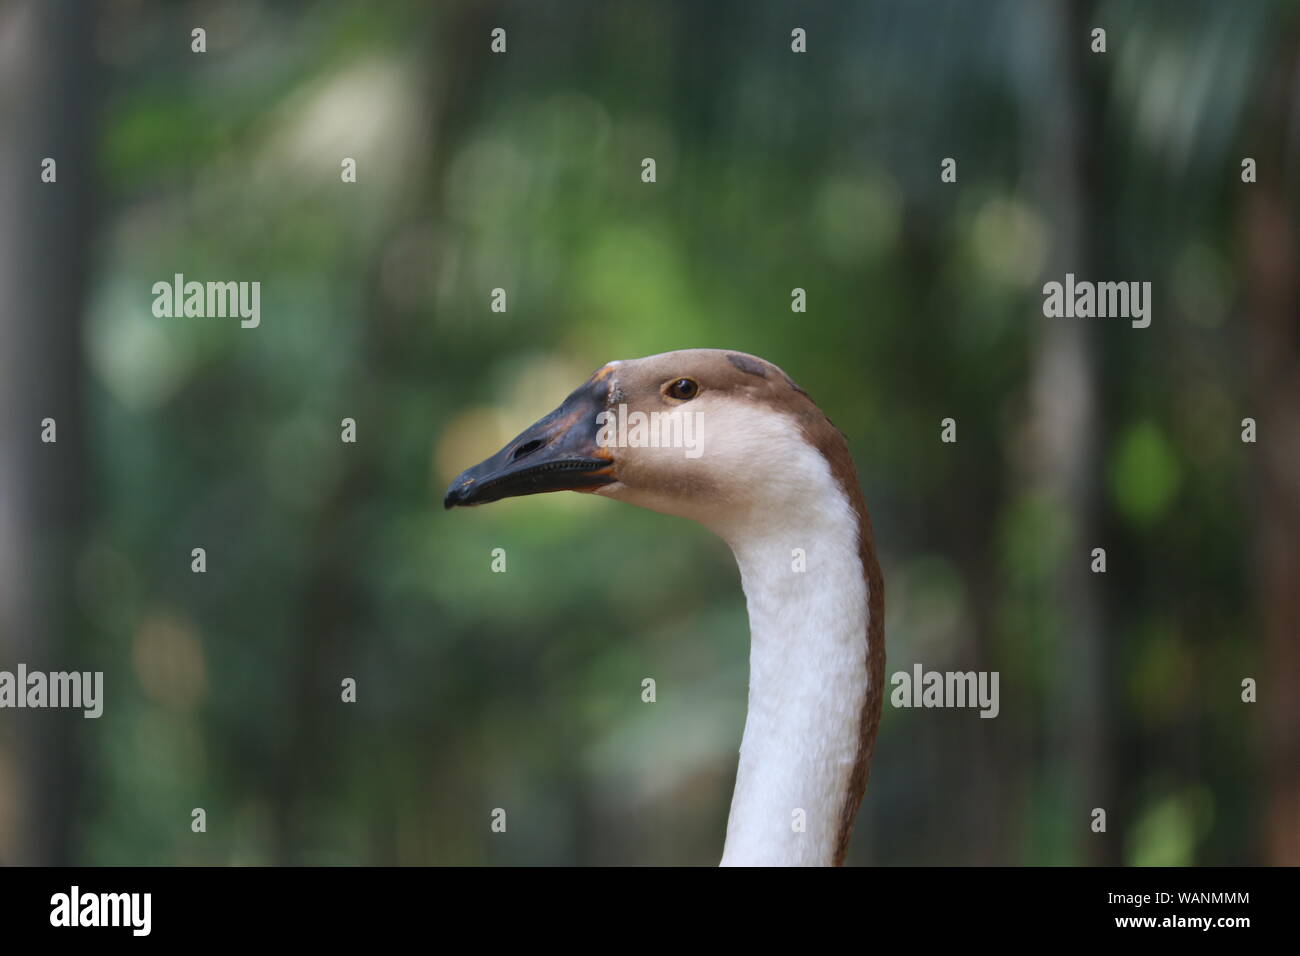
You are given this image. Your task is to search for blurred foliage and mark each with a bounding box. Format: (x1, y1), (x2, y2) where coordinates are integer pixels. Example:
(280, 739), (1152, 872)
(43, 0), (1295, 864)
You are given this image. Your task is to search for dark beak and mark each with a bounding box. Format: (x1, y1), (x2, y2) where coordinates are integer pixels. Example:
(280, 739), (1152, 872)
(444, 375), (615, 509)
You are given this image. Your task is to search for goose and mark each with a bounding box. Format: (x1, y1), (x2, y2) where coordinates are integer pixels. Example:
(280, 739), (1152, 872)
(444, 349), (884, 866)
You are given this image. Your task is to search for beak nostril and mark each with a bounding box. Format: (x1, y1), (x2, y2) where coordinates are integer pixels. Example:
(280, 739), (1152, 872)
(511, 438), (545, 461)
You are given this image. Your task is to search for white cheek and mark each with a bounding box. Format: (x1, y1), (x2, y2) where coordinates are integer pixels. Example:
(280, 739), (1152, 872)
(596, 401), (821, 528)
(697, 403), (813, 485)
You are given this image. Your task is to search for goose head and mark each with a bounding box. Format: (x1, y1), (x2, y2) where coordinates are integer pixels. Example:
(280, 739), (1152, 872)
(444, 348), (884, 866)
(443, 348), (860, 536)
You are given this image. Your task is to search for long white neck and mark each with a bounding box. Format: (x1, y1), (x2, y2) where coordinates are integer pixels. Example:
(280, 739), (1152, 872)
(715, 481), (874, 866)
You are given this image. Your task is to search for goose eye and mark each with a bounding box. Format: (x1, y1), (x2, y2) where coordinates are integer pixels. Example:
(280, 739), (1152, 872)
(666, 377), (699, 401)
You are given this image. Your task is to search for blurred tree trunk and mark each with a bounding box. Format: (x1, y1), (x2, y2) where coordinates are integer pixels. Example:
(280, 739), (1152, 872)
(1025, 0), (1115, 865)
(270, 0), (502, 864)
(1242, 24), (1300, 866)
(0, 0), (97, 864)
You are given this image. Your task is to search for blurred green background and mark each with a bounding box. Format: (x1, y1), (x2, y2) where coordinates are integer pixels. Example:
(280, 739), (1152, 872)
(1, 0), (1297, 866)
